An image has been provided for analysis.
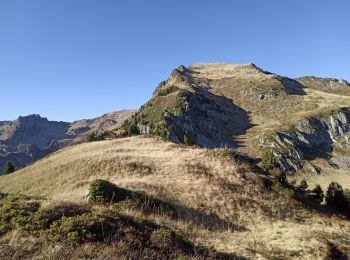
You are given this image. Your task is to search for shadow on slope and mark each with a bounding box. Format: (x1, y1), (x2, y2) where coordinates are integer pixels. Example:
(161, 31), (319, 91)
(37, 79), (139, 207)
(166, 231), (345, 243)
(93, 183), (249, 233)
(279, 77), (306, 96)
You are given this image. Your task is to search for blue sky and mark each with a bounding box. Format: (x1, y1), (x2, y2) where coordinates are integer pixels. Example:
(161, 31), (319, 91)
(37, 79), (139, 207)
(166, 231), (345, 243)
(1, 0), (349, 122)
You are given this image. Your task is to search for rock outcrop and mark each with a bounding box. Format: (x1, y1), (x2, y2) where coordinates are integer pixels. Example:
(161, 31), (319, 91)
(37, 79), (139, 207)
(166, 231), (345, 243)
(265, 109), (350, 171)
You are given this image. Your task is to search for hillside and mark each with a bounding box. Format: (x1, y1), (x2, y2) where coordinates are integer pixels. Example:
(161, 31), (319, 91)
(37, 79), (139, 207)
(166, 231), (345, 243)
(1, 63), (350, 259)
(0, 110), (134, 173)
(1, 136), (350, 259)
(121, 63), (350, 189)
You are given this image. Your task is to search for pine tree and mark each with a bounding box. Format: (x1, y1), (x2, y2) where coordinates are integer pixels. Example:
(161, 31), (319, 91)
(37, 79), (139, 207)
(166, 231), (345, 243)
(326, 182), (344, 210)
(3, 161), (15, 175)
(312, 185), (324, 203)
(298, 179), (308, 192)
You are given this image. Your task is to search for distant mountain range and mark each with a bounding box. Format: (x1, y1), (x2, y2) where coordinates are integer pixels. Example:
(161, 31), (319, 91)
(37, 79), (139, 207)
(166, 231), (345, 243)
(0, 110), (135, 173)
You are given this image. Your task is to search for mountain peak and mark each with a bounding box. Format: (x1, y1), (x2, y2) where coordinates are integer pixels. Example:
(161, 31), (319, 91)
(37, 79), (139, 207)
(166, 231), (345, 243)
(17, 114), (47, 122)
(188, 62), (271, 79)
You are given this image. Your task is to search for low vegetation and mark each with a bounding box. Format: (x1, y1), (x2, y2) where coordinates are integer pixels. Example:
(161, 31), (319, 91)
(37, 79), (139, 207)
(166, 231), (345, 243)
(0, 192), (231, 259)
(88, 179), (125, 203)
(271, 175), (350, 219)
(326, 182), (350, 217)
(260, 149), (279, 171)
(310, 184), (324, 203)
(86, 131), (105, 142)
(156, 85), (179, 96)
(2, 161), (15, 175)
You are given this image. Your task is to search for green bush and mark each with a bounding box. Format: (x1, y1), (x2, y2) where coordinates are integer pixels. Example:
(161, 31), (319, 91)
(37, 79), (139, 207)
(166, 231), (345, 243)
(310, 185), (324, 203)
(88, 179), (128, 203)
(298, 179), (308, 192)
(326, 182), (350, 217)
(271, 179), (294, 197)
(156, 85), (179, 96)
(260, 149), (279, 171)
(19, 203), (90, 234)
(150, 227), (174, 249)
(183, 135), (189, 145)
(126, 122), (140, 136)
(0, 193), (221, 258)
(150, 123), (169, 140)
(2, 161), (15, 175)
(87, 132), (104, 142)
(0, 194), (40, 235)
(0, 192), (7, 200)
(43, 212), (117, 243)
(278, 172), (289, 186)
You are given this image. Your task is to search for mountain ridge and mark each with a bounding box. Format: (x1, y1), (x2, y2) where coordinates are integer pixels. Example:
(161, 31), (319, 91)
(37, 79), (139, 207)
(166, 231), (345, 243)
(0, 110), (135, 173)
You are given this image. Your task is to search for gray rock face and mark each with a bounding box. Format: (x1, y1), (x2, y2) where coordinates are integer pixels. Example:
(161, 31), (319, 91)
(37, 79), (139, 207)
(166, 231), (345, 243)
(269, 109), (350, 171)
(0, 115), (71, 149)
(0, 110), (135, 174)
(164, 90), (251, 148)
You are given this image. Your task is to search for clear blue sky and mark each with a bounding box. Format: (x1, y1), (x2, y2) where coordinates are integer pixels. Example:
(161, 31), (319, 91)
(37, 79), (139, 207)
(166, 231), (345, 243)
(1, 0), (349, 122)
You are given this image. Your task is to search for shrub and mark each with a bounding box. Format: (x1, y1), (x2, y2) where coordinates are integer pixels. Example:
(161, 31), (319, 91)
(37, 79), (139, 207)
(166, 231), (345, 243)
(278, 172), (288, 186)
(271, 179), (294, 197)
(150, 227), (174, 249)
(183, 135), (192, 145)
(0, 194), (40, 235)
(2, 161), (15, 175)
(88, 179), (128, 203)
(0, 193), (219, 258)
(87, 132), (104, 142)
(43, 213), (109, 243)
(19, 203), (90, 234)
(156, 85), (179, 96)
(310, 185), (324, 203)
(0, 192), (7, 200)
(150, 123), (169, 140)
(326, 182), (350, 217)
(260, 149), (279, 171)
(134, 212), (144, 223)
(298, 179), (308, 192)
(126, 122), (139, 136)
(326, 182), (344, 209)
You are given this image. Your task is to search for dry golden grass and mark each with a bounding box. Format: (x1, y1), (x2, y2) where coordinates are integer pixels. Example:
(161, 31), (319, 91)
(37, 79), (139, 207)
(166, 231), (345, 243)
(1, 135), (349, 259)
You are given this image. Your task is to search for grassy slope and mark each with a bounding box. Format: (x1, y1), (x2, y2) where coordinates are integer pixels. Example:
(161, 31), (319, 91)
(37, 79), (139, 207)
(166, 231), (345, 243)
(1, 136), (349, 259)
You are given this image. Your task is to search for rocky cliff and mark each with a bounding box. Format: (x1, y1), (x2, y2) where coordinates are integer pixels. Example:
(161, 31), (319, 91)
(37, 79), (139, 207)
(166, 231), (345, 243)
(262, 108), (350, 172)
